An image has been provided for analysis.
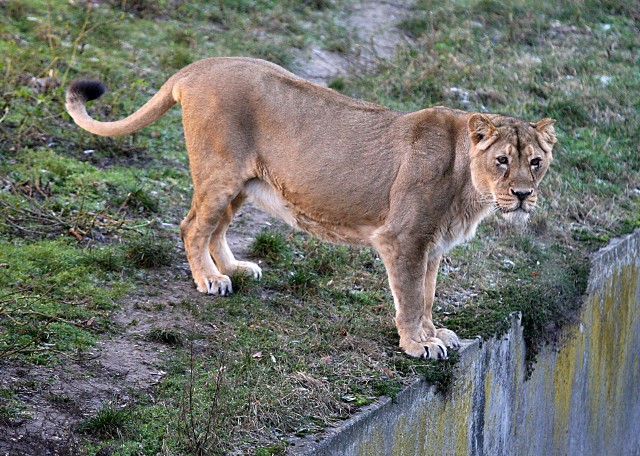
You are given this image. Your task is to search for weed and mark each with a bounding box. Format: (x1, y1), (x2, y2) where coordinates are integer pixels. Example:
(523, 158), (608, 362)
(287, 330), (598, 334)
(229, 269), (260, 294)
(146, 327), (184, 346)
(0, 387), (25, 425)
(177, 346), (229, 455)
(302, 0), (334, 10)
(106, 0), (164, 18)
(0, 292), (57, 359)
(572, 228), (611, 248)
(513, 256), (589, 371)
(77, 401), (132, 439)
(371, 379), (403, 401)
(400, 14), (431, 38)
(48, 394), (74, 407)
(320, 22), (353, 53)
(83, 248), (128, 273)
(251, 229), (291, 264)
(160, 47), (195, 71)
(255, 445), (287, 455)
(125, 237), (174, 268)
(306, 241), (350, 276)
(542, 98), (592, 128)
(287, 269), (318, 297)
(328, 76), (346, 91)
(112, 187), (159, 214)
(401, 353), (460, 396)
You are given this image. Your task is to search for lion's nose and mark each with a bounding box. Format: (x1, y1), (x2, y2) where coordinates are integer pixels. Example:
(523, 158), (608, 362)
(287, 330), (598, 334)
(511, 189), (533, 201)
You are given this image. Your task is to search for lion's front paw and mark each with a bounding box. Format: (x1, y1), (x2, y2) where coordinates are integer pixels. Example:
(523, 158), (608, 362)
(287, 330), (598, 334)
(233, 261), (262, 280)
(195, 274), (233, 296)
(400, 337), (448, 360)
(436, 328), (461, 350)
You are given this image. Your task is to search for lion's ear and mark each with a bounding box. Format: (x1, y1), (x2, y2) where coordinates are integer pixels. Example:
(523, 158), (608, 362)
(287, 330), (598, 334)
(534, 118), (557, 153)
(468, 114), (498, 151)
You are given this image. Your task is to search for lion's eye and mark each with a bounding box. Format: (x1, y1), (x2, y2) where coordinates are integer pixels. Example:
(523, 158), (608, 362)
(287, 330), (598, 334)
(530, 158), (541, 167)
(496, 156), (509, 165)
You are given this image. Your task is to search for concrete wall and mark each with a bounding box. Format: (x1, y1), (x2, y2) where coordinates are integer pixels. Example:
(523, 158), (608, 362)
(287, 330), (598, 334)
(294, 229), (640, 456)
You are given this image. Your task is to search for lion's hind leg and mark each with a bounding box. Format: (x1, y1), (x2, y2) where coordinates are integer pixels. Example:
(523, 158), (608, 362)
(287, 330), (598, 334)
(181, 180), (247, 296)
(208, 193), (262, 280)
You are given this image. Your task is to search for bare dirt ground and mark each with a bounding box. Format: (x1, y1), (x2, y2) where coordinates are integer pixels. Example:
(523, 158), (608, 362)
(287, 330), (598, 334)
(295, 0), (412, 85)
(0, 2), (412, 454)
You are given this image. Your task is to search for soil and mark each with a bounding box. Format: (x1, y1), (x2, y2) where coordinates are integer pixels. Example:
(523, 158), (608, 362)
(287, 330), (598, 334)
(295, 0), (412, 85)
(0, 2), (412, 454)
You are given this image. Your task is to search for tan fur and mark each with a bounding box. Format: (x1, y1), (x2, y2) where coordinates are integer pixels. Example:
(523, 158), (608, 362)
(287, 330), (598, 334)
(66, 57), (556, 359)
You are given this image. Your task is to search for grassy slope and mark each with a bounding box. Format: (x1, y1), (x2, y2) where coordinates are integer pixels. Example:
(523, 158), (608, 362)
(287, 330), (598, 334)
(0, 0), (639, 454)
(0, 0), (335, 357)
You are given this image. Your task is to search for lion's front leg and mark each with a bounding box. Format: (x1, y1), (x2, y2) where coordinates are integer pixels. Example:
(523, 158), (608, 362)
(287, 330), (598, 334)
(424, 254), (461, 353)
(373, 233), (448, 360)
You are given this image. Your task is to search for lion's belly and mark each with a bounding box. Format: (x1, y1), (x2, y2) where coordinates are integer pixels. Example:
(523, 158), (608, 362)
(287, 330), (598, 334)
(244, 179), (376, 245)
(244, 179), (299, 227)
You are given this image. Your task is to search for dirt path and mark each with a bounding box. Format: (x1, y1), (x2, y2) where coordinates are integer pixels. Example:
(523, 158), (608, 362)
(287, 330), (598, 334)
(295, 0), (412, 85)
(0, 2), (413, 454)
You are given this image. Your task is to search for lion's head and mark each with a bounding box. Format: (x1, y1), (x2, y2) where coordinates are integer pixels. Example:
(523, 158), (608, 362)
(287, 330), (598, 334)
(467, 114), (556, 224)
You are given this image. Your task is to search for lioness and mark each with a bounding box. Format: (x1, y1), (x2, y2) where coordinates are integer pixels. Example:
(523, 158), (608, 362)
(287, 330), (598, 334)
(66, 58), (556, 359)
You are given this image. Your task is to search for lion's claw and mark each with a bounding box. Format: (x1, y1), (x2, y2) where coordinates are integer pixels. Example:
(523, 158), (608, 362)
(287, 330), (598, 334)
(196, 274), (233, 295)
(402, 336), (448, 360)
(422, 338), (448, 360)
(421, 344), (447, 360)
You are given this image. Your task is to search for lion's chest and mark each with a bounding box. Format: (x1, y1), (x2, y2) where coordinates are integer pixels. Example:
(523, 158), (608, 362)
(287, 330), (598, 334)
(429, 206), (492, 260)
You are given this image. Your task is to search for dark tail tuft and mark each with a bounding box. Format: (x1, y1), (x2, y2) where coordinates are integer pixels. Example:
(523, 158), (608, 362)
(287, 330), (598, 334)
(67, 79), (107, 103)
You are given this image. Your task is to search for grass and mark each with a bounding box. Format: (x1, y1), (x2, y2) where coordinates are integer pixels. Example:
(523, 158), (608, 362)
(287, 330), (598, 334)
(78, 401), (132, 439)
(250, 229), (292, 263)
(125, 236), (174, 268)
(146, 327), (184, 346)
(1, 0), (639, 454)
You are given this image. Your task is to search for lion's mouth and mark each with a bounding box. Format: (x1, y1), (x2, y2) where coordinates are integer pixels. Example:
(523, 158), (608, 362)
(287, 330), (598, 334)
(500, 205), (529, 214)
(499, 204), (531, 225)
(497, 197), (534, 214)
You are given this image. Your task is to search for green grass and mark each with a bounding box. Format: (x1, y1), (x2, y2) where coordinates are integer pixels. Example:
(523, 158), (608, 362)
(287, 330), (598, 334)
(125, 236), (174, 268)
(78, 401), (133, 439)
(0, 386), (26, 424)
(145, 327), (185, 346)
(1, 0), (639, 453)
(250, 229), (292, 263)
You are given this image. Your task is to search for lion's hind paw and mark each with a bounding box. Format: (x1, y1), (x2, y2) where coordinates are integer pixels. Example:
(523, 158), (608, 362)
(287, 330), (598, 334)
(233, 261), (262, 280)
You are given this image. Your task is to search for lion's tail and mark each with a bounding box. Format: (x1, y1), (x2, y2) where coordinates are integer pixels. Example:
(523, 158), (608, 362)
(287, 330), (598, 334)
(65, 76), (178, 137)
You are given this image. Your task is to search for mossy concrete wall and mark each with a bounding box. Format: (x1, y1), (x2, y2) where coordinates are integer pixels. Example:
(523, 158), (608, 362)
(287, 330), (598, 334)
(294, 229), (640, 456)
